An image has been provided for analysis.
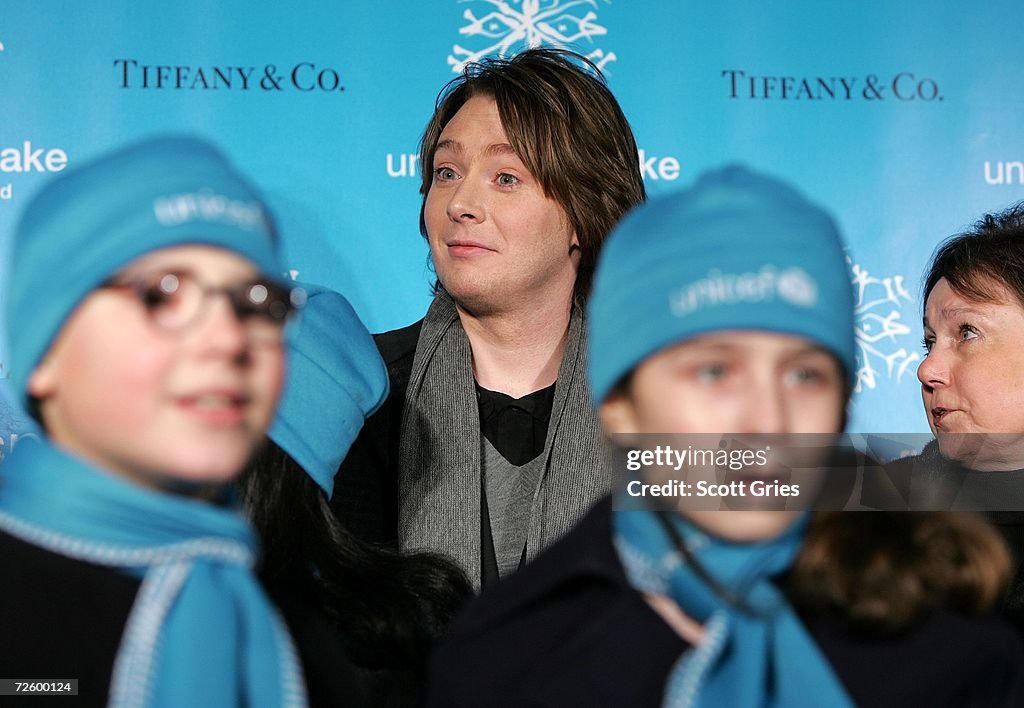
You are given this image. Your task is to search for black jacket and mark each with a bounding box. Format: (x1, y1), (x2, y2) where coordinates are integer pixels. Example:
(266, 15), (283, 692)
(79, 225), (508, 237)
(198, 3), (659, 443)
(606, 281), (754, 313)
(331, 321), (422, 548)
(882, 442), (1024, 637)
(428, 498), (1024, 707)
(0, 530), (138, 708)
(0, 530), (375, 708)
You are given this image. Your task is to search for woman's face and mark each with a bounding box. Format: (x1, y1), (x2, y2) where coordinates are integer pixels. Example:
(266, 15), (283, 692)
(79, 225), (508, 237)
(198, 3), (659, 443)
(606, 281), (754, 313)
(919, 277), (1024, 470)
(601, 331), (845, 542)
(28, 245), (286, 492)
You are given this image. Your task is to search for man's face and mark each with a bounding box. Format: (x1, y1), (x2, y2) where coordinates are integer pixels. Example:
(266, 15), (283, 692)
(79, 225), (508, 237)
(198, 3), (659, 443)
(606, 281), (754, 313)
(424, 95), (580, 315)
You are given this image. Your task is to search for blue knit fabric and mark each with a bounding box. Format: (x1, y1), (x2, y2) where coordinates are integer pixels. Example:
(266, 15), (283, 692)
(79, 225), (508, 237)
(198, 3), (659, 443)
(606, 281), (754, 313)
(269, 284), (388, 498)
(0, 437), (306, 708)
(588, 165), (856, 405)
(614, 511), (853, 708)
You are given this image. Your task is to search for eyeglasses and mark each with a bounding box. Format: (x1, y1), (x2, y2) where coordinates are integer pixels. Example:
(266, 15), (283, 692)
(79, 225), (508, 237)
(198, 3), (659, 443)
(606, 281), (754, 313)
(101, 270), (302, 341)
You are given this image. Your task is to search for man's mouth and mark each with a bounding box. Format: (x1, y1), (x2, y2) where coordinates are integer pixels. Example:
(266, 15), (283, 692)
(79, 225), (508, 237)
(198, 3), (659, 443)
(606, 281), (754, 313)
(446, 238), (496, 257)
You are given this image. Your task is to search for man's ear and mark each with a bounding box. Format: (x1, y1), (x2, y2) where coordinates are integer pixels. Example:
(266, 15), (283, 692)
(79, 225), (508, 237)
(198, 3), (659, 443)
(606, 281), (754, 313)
(599, 390), (639, 436)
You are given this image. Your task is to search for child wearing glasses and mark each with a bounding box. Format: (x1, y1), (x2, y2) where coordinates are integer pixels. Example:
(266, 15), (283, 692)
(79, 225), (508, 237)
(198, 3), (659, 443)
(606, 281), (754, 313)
(0, 136), (305, 707)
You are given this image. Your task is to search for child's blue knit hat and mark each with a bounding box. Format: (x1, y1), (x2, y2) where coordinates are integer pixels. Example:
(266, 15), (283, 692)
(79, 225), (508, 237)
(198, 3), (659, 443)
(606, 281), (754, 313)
(7, 134), (282, 406)
(588, 164), (856, 404)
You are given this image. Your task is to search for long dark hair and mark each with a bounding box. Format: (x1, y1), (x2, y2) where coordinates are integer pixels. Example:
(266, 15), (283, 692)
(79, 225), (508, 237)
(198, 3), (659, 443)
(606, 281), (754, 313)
(791, 511), (1011, 636)
(239, 440), (472, 673)
(660, 507), (1011, 635)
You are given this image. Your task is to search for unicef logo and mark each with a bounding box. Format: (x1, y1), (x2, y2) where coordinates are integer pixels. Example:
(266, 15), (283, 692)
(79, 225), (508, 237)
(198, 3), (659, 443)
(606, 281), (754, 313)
(777, 267), (818, 308)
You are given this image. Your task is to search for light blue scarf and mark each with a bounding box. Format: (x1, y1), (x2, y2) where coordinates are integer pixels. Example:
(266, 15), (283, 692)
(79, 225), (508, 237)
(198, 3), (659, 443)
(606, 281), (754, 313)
(0, 437), (307, 708)
(613, 510), (853, 708)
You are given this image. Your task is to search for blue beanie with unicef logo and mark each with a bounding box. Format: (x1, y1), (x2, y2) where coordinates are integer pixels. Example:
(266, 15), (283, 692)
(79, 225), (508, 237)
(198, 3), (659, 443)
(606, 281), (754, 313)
(7, 134), (282, 407)
(268, 284), (389, 498)
(587, 164), (856, 405)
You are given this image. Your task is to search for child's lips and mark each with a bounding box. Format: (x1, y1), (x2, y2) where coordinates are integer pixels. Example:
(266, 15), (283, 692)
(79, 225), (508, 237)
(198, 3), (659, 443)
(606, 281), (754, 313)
(177, 391), (249, 426)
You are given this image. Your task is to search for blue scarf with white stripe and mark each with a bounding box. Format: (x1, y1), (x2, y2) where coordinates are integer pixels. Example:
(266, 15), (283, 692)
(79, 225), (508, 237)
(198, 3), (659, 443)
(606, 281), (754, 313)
(0, 437), (306, 708)
(613, 510), (852, 708)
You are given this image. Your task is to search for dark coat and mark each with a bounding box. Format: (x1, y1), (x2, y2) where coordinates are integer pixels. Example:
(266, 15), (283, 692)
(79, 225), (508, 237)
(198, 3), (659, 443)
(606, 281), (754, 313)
(428, 498), (1024, 708)
(0, 530), (376, 708)
(330, 321), (422, 548)
(883, 441), (1024, 638)
(0, 530), (138, 708)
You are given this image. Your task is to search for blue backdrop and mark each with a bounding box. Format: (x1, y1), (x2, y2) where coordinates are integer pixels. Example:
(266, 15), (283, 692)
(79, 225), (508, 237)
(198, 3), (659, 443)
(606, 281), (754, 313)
(2, 1), (1023, 455)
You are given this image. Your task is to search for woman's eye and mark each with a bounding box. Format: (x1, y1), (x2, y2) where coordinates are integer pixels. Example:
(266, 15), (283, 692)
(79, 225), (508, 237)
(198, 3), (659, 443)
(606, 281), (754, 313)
(959, 324), (979, 342)
(433, 167), (459, 182)
(496, 172), (519, 187)
(921, 336), (934, 353)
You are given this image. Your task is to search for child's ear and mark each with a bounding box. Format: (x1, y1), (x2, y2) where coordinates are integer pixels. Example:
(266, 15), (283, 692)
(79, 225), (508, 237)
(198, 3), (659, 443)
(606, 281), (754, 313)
(599, 390), (639, 435)
(26, 356), (57, 400)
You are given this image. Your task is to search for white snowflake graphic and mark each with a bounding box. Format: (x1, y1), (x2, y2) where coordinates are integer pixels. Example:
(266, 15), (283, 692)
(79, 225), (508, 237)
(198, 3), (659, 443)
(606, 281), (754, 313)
(849, 258), (921, 393)
(448, 0), (615, 73)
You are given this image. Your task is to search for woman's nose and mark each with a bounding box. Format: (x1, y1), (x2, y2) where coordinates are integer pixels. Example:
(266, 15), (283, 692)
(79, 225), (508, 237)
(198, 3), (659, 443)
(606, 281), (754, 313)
(917, 346), (950, 389)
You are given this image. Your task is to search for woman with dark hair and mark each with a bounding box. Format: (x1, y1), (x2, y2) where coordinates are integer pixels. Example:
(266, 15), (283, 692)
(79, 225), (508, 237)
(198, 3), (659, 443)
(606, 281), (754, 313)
(428, 167), (1024, 707)
(240, 284), (471, 706)
(919, 203), (1024, 476)
(883, 202), (1024, 634)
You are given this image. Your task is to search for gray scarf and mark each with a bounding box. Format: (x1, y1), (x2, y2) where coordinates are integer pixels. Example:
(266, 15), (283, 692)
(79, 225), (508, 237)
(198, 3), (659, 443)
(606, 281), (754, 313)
(397, 290), (610, 588)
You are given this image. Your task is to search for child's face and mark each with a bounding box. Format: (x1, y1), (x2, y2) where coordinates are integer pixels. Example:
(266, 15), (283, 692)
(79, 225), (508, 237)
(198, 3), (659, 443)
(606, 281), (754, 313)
(601, 330), (845, 541)
(27, 245), (285, 492)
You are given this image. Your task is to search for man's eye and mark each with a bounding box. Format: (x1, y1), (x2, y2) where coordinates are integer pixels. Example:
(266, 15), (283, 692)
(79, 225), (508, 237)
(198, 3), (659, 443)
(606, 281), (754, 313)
(434, 167), (459, 181)
(496, 173), (519, 187)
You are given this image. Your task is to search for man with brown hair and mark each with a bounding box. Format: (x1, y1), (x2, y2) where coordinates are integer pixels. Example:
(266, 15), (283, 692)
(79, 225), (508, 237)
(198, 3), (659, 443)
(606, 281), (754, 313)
(335, 48), (645, 589)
